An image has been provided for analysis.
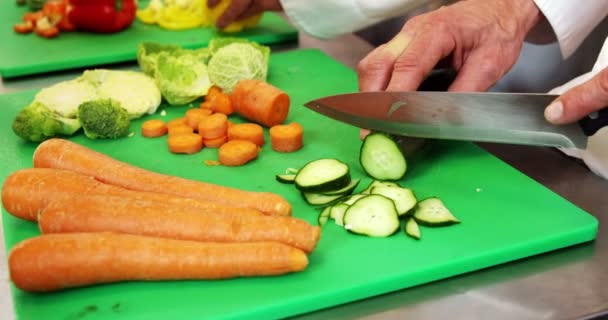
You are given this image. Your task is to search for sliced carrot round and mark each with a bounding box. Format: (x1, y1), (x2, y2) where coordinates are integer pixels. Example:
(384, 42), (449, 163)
(185, 108), (213, 131)
(218, 140), (260, 166)
(203, 135), (228, 148)
(228, 123), (265, 146)
(210, 93), (234, 115)
(198, 113), (228, 140)
(269, 122), (303, 152)
(168, 125), (194, 137)
(141, 119), (168, 138)
(205, 85), (223, 102)
(167, 117), (187, 130)
(167, 133), (203, 154)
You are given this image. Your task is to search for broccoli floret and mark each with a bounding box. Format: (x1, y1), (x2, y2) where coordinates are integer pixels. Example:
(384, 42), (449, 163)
(12, 102), (82, 142)
(77, 99), (131, 139)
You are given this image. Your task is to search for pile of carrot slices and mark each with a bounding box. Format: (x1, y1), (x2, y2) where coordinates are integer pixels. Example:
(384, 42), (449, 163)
(141, 80), (304, 166)
(2, 138), (320, 292)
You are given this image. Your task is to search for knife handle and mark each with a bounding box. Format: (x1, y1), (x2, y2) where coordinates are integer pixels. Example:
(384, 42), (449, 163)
(579, 108), (608, 136)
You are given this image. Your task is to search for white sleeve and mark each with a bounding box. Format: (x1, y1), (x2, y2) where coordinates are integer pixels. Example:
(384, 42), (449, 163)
(279, 0), (430, 39)
(533, 0), (608, 58)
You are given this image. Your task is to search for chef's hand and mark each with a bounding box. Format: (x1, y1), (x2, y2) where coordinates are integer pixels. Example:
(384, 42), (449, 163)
(207, 0), (282, 29)
(356, 0), (542, 139)
(545, 67), (608, 124)
(357, 0), (541, 92)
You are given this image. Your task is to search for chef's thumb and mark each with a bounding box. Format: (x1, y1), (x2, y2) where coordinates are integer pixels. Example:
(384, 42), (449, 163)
(545, 68), (608, 124)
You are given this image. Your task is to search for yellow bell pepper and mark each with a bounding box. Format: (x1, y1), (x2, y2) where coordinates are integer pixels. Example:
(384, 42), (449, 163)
(205, 0), (261, 33)
(136, 0), (262, 32)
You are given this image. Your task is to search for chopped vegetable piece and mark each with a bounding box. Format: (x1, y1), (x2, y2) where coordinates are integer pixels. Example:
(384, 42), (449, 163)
(218, 140), (260, 166)
(167, 133), (203, 154)
(231, 79), (290, 127)
(141, 119), (168, 138)
(269, 122), (303, 152)
(228, 123), (265, 146)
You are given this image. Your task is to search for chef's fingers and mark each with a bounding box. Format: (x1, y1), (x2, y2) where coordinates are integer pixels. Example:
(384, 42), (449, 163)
(384, 22), (455, 92)
(216, 0), (252, 28)
(447, 47), (505, 92)
(357, 36), (412, 92)
(207, 0), (221, 8)
(359, 129), (371, 140)
(545, 68), (608, 124)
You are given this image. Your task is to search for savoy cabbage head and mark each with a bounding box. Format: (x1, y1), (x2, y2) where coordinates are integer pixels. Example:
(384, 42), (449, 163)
(207, 41), (270, 93)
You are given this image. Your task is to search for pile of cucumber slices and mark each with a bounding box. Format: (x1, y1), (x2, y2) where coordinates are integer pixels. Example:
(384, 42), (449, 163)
(276, 133), (460, 239)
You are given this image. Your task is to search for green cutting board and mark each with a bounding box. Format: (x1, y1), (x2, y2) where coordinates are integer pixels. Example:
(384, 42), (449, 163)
(0, 2), (297, 78)
(0, 49), (598, 320)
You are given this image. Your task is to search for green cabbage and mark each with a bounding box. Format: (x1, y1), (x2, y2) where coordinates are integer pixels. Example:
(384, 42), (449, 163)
(156, 53), (213, 105)
(207, 41), (270, 93)
(80, 69), (162, 118)
(33, 79), (98, 118)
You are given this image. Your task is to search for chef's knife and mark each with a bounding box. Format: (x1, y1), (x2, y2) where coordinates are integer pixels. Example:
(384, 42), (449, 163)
(304, 91), (608, 149)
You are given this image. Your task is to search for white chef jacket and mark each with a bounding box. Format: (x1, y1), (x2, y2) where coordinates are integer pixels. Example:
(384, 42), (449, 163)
(280, 0), (608, 178)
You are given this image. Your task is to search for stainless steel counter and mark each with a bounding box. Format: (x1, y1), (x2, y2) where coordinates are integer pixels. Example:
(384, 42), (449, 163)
(1, 31), (608, 320)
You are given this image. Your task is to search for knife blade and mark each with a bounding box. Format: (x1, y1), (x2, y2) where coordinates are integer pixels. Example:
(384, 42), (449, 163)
(304, 91), (608, 149)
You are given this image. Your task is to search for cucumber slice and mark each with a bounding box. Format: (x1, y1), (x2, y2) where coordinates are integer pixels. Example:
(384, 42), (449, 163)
(330, 203), (349, 226)
(360, 180), (400, 194)
(294, 158), (351, 192)
(370, 186), (417, 216)
(343, 194), (400, 237)
(318, 206), (332, 226)
(322, 179), (361, 196)
(343, 194), (366, 205)
(302, 192), (346, 207)
(285, 167), (299, 174)
(276, 174), (296, 184)
(359, 133), (407, 180)
(413, 197), (460, 226)
(404, 217), (421, 240)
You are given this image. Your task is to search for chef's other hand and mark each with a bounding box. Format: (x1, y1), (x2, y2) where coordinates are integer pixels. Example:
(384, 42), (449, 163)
(545, 67), (608, 125)
(207, 0), (282, 29)
(357, 0), (542, 93)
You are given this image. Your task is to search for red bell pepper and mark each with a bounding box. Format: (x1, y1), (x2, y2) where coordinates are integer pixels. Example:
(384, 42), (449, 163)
(67, 0), (136, 33)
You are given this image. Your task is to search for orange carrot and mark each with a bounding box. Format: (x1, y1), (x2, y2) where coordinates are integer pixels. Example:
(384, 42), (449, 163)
(231, 79), (290, 128)
(185, 108), (213, 131)
(39, 195), (321, 253)
(200, 101), (213, 110)
(167, 117), (187, 130)
(141, 119), (168, 138)
(33, 139), (292, 216)
(0, 168), (264, 221)
(205, 85), (222, 102)
(9, 233), (308, 292)
(269, 122), (304, 152)
(210, 92), (234, 115)
(198, 113), (228, 139)
(218, 140), (260, 167)
(203, 135), (227, 148)
(168, 125), (194, 136)
(228, 123), (265, 146)
(167, 133), (203, 154)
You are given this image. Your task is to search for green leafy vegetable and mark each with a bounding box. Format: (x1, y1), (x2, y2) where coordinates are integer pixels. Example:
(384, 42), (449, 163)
(136, 42), (213, 105)
(80, 69), (162, 118)
(207, 40), (270, 93)
(32, 79), (98, 118)
(155, 53), (213, 105)
(11, 69), (162, 142)
(12, 102), (82, 142)
(77, 99), (131, 139)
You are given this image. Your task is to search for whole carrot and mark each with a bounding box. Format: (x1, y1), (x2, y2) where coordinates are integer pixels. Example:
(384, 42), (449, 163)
(9, 233), (309, 292)
(33, 139), (292, 216)
(39, 195), (321, 253)
(1, 168), (263, 221)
